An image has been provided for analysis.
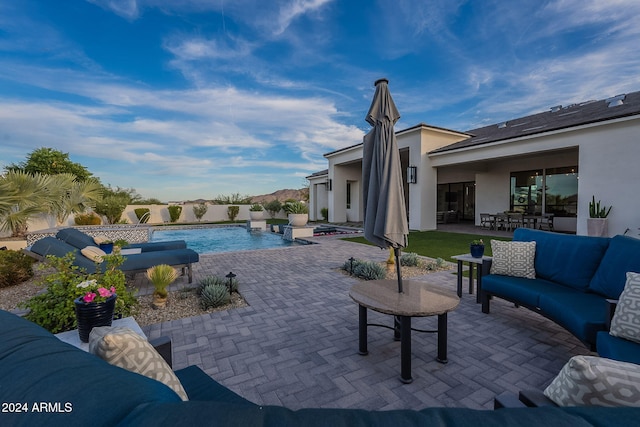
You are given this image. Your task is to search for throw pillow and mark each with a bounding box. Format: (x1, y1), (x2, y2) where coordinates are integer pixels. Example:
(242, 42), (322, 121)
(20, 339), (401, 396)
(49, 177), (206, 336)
(489, 240), (536, 279)
(80, 246), (106, 263)
(609, 271), (640, 344)
(544, 355), (640, 407)
(89, 326), (189, 401)
(93, 234), (110, 245)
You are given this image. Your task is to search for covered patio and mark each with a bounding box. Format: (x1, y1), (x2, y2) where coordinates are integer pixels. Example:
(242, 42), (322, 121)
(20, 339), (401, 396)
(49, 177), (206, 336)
(138, 232), (591, 410)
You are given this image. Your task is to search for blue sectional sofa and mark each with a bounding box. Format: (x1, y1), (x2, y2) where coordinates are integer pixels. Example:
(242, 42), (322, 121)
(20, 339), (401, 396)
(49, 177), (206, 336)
(1, 310), (638, 427)
(481, 228), (640, 358)
(29, 231), (199, 283)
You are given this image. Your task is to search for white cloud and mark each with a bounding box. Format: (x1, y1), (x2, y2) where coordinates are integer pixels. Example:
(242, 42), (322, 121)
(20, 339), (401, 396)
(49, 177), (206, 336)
(274, 0), (334, 35)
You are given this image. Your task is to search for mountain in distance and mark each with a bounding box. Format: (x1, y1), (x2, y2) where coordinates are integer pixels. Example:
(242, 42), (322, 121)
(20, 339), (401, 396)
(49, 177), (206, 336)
(251, 188), (308, 203)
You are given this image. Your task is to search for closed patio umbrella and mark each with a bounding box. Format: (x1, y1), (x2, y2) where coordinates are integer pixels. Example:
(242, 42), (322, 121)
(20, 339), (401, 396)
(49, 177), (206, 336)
(362, 78), (409, 293)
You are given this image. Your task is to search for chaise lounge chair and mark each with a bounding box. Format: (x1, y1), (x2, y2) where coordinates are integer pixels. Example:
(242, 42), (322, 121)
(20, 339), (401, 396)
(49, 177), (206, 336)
(55, 227), (187, 253)
(28, 235), (199, 283)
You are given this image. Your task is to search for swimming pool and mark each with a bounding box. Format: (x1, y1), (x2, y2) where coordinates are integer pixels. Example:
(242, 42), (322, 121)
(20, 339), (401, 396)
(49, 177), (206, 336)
(150, 226), (296, 254)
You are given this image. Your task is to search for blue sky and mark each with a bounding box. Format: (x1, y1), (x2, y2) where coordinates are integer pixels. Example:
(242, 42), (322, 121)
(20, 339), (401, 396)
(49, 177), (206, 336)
(1, 0), (640, 202)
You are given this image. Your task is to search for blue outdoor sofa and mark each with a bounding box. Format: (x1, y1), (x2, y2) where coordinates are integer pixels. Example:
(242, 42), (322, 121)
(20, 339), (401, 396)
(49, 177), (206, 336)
(1, 309), (638, 427)
(481, 228), (640, 362)
(29, 229), (199, 283)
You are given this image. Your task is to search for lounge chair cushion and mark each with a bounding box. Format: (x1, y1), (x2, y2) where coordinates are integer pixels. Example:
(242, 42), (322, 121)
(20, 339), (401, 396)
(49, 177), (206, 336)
(544, 355), (640, 407)
(56, 227), (96, 249)
(93, 234), (110, 244)
(30, 237), (97, 271)
(89, 326), (189, 401)
(513, 228), (609, 290)
(609, 272), (640, 344)
(489, 239), (536, 279)
(81, 245), (106, 263)
(589, 235), (640, 299)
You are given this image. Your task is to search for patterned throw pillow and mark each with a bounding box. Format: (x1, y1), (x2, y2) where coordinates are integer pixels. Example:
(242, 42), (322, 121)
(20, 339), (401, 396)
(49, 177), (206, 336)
(544, 355), (640, 407)
(80, 246), (106, 263)
(610, 271), (640, 343)
(89, 326), (189, 401)
(489, 240), (536, 279)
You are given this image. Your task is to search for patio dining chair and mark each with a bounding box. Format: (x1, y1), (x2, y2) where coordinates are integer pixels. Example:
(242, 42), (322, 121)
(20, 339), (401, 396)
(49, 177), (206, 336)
(480, 213), (494, 230)
(538, 214), (554, 231)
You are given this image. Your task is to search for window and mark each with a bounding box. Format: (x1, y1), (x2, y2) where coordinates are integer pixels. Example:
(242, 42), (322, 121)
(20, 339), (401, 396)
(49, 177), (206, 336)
(346, 182), (351, 209)
(510, 166), (578, 217)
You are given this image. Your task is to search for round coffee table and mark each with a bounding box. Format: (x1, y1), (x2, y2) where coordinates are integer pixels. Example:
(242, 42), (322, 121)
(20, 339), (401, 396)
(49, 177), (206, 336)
(349, 279), (459, 383)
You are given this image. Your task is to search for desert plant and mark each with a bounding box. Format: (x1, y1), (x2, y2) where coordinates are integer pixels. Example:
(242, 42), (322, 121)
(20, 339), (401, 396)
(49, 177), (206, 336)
(0, 250), (36, 288)
(74, 212), (102, 225)
(320, 207), (329, 221)
(353, 260), (386, 280)
(227, 205), (240, 221)
(167, 205), (182, 223)
(198, 275), (237, 293)
(193, 202), (208, 221)
(263, 200), (282, 218)
(146, 264), (178, 299)
(283, 201), (308, 214)
(589, 196), (612, 218)
(20, 252), (138, 333)
(249, 203), (263, 212)
(400, 252), (419, 267)
(134, 208), (150, 223)
(200, 284), (230, 309)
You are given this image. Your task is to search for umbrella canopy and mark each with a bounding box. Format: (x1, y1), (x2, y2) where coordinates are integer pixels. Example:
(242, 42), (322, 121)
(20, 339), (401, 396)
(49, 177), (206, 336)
(362, 78), (409, 292)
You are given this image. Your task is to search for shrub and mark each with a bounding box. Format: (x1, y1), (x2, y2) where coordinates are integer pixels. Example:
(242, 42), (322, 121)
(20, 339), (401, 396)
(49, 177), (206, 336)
(200, 284), (230, 309)
(283, 201), (308, 214)
(167, 205), (182, 223)
(263, 200), (282, 218)
(227, 205), (240, 221)
(74, 213), (102, 225)
(320, 207), (329, 221)
(0, 250), (36, 288)
(134, 208), (150, 223)
(249, 203), (263, 212)
(20, 252), (138, 333)
(193, 202), (208, 221)
(342, 258), (363, 275)
(400, 252), (419, 267)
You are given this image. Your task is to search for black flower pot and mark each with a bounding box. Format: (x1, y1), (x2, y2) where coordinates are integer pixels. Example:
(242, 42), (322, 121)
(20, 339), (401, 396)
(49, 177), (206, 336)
(470, 244), (485, 258)
(74, 294), (117, 342)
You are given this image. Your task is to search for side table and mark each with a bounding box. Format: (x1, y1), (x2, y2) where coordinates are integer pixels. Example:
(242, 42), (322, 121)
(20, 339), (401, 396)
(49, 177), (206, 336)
(55, 316), (146, 352)
(451, 254), (492, 303)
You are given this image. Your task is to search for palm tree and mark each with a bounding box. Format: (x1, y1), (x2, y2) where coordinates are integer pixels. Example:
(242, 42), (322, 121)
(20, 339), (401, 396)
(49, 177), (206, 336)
(0, 171), (56, 237)
(49, 174), (103, 226)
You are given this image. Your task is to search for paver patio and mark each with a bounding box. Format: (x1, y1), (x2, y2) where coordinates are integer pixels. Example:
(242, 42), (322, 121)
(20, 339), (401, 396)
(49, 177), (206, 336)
(139, 231), (593, 411)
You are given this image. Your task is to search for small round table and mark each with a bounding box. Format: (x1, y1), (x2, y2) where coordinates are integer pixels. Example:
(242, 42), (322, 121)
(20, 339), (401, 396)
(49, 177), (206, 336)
(349, 279), (460, 383)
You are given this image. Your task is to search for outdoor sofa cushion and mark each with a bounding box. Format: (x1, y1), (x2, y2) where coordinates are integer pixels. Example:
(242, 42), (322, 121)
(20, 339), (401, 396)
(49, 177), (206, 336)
(589, 235), (640, 299)
(513, 228), (609, 291)
(481, 275), (560, 308)
(489, 239), (536, 278)
(596, 331), (640, 365)
(56, 227), (187, 253)
(609, 272), (640, 343)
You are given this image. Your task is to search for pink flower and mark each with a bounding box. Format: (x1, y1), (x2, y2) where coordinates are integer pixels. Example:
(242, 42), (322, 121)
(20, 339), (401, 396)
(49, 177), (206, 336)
(98, 287), (112, 298)
(83, 292), (96, 303)
(110, 286), (117, 294)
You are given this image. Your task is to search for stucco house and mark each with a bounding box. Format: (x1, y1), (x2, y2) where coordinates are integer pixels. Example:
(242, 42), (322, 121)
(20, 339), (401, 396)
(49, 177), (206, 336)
(308, 91), (640, 237)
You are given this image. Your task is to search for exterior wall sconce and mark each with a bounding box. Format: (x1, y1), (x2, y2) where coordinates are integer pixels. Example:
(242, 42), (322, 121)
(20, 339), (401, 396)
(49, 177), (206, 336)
(407, 166), (417, 184)
(325, 178), (332, 191)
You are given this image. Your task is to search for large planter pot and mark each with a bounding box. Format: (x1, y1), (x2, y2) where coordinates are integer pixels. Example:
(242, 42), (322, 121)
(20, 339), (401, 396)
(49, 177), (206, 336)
(587, 218), (608, 237)
(249, 211), (263, 220)
(470, 244), (485, 258)
(288, 213), (308, 227)
(74, 294), (117, 343)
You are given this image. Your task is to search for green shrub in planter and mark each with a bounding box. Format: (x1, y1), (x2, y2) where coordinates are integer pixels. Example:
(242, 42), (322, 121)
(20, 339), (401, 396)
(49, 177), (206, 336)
(0, 250), (36, 288)
(354, 260), (386, 280)
(74, 213), (102, 225)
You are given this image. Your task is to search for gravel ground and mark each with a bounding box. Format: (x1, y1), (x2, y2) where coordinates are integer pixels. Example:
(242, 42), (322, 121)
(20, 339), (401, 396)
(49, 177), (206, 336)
(2, 256), (452, 328)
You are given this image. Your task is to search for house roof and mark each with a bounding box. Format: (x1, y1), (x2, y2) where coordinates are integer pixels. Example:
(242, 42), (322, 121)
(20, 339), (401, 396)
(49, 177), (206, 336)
(430, 91), (640, 154)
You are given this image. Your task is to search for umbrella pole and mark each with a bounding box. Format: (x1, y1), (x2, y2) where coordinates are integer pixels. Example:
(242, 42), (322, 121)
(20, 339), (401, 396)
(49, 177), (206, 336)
(394, 247), (403, 293)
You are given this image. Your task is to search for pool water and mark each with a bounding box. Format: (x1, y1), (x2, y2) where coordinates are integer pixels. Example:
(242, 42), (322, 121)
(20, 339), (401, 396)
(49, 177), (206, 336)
(150, 226), (295, 254)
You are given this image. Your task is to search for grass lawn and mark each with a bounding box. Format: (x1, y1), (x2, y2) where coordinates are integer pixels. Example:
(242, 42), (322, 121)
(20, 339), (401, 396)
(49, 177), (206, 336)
(342, 230), (511, 261)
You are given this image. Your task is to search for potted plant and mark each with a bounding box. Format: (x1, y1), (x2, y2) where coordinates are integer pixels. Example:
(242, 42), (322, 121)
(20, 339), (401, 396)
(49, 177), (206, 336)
(249, 203), (264, 220)
(587, 196), (611, 237)
(74, 279), (117, 342)
(470, 239), (485, 258)
(98, 240), (114, 254)
(146, 264), (178, 309)
(283, 201), (309, 227)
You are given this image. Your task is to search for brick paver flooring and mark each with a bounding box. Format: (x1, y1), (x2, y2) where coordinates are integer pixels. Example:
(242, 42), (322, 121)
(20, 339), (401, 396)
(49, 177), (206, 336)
(141, 232), (592, 410)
